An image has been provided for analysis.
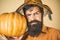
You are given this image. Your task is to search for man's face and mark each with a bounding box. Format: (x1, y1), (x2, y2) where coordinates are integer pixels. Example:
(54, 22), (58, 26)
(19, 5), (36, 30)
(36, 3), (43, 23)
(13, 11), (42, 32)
(25, 6), (43, 37)
(25, 6), (42, 25)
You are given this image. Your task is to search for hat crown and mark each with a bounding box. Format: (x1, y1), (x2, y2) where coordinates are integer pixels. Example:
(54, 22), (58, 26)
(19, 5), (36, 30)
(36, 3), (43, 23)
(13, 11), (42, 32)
(24, 0), (43, 4)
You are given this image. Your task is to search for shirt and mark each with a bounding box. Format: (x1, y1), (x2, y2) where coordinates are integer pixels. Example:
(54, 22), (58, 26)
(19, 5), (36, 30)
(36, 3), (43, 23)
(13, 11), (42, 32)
(24, 26), (60, 40)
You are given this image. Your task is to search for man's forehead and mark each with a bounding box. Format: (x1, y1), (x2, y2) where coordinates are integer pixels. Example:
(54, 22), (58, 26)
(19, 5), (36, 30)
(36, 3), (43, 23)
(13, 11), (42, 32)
(26, 6), (40, 13)
(27, 7), (34, 12)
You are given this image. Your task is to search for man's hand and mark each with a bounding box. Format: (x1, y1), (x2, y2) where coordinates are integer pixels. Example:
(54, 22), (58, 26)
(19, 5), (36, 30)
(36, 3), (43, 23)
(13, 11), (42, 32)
(0, 34), (23, 40)
(0, 34), (8, 40)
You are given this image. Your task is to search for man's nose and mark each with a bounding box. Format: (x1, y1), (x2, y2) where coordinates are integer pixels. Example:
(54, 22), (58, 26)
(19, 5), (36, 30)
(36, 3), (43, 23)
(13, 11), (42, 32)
(31, 15), (36, 21)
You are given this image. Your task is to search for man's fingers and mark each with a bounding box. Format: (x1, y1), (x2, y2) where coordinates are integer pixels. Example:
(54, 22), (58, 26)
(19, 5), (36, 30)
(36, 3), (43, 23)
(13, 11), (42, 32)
(0, 34), (8, 40)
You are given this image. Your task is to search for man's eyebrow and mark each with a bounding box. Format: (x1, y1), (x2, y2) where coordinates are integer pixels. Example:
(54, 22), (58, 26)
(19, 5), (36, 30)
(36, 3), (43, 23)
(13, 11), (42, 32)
(35, 11), (40, 13)
(26, 14), (31, 16)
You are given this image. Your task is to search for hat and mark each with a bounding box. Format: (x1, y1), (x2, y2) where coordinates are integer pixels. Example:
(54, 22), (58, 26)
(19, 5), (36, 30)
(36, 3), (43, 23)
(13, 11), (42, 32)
(16, 0), (52, 20)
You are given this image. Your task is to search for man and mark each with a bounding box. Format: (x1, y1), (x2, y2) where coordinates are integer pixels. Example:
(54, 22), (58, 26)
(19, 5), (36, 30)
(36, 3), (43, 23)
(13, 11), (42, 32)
(16, 0), (60, 40)
(20, 4), (60, 40)
(0, 0), (60, 40)
(1, 4), (60, 40)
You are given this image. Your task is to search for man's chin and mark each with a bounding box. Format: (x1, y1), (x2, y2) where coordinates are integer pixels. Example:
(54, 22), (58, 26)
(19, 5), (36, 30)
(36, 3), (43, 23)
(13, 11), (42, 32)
(28, 24), (42, 37)
(28, 29), (42, 37)
(28, 20), (43, 37)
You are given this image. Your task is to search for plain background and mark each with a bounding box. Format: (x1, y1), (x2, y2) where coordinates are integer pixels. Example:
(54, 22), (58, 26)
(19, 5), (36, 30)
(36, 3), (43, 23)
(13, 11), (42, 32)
(0, 0), (60, 40)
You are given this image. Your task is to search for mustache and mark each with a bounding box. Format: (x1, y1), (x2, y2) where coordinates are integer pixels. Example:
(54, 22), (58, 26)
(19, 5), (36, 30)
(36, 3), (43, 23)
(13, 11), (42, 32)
(29, 20), (41, 23)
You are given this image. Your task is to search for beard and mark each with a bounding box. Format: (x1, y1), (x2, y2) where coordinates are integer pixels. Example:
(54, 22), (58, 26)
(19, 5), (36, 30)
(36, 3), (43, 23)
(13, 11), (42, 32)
(27, 20), (43, 37)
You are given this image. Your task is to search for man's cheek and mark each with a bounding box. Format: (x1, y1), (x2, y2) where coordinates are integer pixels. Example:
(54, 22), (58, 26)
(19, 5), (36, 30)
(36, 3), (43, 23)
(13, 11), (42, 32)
(28, 18), (32, 22)
(36, 17), (42, 21)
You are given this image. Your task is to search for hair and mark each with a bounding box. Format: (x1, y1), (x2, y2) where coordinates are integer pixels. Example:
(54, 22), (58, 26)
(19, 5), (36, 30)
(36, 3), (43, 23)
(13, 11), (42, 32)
(23, 4), (44, 15)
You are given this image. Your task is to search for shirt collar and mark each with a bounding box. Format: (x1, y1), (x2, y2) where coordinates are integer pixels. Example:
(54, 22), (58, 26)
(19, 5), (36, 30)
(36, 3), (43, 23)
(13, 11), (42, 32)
(42, 25), (48, 33)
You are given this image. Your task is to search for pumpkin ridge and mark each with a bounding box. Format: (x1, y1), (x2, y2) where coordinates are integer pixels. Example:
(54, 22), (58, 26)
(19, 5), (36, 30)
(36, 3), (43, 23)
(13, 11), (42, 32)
(0, 12), (27, 37)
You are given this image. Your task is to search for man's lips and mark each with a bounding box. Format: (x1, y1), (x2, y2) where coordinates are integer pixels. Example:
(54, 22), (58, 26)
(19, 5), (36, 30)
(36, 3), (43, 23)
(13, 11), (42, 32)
(31, 22), (37, 25)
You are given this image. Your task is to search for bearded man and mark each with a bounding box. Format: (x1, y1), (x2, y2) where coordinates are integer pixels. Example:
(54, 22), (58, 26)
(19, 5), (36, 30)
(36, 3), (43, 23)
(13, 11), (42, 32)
(20, 4), (60, 40)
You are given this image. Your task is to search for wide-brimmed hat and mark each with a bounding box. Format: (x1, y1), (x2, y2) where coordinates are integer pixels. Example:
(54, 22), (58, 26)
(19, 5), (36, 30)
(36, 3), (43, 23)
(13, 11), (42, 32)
(16, 0), (52, 20)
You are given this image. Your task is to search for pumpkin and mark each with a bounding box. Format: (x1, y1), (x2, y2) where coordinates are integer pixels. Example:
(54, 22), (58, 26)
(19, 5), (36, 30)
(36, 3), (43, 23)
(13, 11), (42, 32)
(0, 12), (27, 37)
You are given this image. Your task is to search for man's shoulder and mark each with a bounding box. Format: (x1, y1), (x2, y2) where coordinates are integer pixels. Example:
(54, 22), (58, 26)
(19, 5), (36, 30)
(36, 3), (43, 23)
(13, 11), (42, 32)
(44, 26), (60, 34)
(44, 26), (60, 39)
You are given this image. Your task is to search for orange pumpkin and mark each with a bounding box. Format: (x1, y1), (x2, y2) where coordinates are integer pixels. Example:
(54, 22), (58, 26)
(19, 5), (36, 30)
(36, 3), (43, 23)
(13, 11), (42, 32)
(0, 12), (27, 37)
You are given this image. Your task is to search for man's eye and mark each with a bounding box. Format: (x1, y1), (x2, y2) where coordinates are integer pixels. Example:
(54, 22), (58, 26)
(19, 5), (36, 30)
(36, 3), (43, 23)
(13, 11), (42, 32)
(34, 12), (38, 15)
(26, 14), (31, 17)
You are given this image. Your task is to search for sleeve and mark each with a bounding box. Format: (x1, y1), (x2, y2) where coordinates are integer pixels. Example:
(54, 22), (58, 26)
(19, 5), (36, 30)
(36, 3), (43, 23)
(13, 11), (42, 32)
(57, 30), (60, 40)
